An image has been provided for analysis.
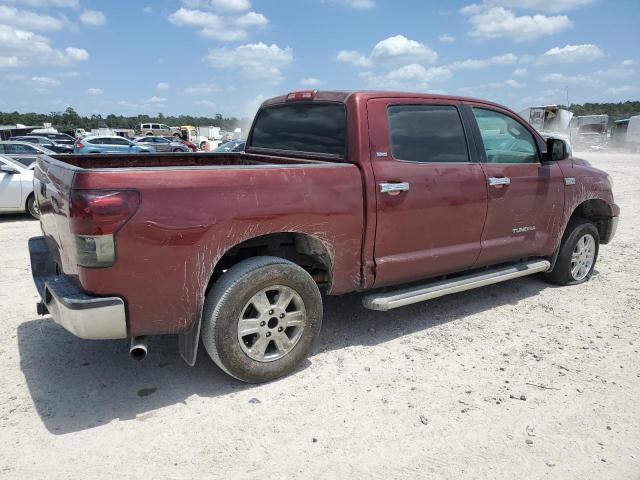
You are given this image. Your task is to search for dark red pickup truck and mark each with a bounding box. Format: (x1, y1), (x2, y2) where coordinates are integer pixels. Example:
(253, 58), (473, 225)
(30, 90), (618, 382)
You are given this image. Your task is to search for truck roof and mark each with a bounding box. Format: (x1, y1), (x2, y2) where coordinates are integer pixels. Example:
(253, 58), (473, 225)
(260, 90), (510, 111)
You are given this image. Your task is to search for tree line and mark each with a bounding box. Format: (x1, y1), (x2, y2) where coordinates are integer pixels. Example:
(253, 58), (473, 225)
(0, 107), (243, 132)
(564, 101), (640, 123)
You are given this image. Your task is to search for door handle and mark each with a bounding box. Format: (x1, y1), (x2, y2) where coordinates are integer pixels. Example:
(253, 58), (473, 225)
(488, 177), (511, 187)
(380, 182), (410, 194)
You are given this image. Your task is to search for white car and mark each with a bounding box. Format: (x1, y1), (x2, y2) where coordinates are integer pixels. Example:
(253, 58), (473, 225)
(0, 155), (38, 219)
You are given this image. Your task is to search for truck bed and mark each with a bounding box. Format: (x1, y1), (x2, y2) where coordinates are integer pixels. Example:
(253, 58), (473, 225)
(51, 152), (332, 170)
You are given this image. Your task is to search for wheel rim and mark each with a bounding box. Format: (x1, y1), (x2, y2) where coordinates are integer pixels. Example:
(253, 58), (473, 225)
(29, 197), (39, 217)
(570, 233), (596, 281)
(237, 285), (306, 362)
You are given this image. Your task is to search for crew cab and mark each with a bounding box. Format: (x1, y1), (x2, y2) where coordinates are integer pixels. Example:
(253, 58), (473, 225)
(29, 91), (619, 383)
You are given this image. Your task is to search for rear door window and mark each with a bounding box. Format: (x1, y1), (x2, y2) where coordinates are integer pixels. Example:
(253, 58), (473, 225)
(387, 104), (469, 163)
(250, 102), (346, 157)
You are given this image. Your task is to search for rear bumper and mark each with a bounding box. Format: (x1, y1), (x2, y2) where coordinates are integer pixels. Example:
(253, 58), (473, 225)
(28, 236), (127, 340)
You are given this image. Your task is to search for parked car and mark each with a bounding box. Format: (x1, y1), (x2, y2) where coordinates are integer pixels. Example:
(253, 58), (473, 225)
(0, 155), (38, 218)
(214, 140), (245, 153)
(134, 123), (173, 137)
(134, 136), (189, 152)
(164, 136), (198, 152)
(9, 136), (73, 154)
(27, 132), (75, 145)
(74, 136), (153, 154)
(0, 141), (56, 158)
(29, 90), (618, 384)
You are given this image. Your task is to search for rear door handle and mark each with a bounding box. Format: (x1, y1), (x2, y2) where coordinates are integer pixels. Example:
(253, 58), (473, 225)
(380, 182), (410, 194)
(488, 177), (511, 187)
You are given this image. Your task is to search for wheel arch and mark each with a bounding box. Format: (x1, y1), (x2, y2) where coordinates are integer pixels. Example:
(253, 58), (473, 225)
(568, 198), (615, 244)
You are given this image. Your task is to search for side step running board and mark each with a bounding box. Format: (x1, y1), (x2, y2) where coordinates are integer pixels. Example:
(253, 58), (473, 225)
(362, 259), (551, 312)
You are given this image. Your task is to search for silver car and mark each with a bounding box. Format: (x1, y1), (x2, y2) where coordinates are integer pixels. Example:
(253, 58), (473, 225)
(0, 141), (56, 168)
(133, 136), (189, 152)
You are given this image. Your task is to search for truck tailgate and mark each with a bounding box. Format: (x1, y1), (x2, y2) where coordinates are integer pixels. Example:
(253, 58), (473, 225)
(34, 156), (79, 277)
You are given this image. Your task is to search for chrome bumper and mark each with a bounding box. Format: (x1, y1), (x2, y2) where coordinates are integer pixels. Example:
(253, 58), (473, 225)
(28, 236), (127, 340)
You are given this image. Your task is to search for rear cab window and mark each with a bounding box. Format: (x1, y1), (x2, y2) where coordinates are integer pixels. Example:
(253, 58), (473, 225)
(249, 102), (347, 159)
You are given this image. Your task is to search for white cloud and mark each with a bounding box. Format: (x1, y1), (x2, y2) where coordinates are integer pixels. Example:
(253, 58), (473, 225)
(470, 0), (594, 13)
(143, 6), (153, 14)
(156, 82), (170, 91)
(512, 67), (527, 77)
(79, 10), (106, 26)
(4, 0), (80, 8)
(206, 43), (293, 82)
(168, 4), (268, 41)
(463, 6), (572, 41)
(64, 47), (89, 62)
(183, 82), (217, 95)
(337, 35), (437, 68)
(327, 0), (375, 8)
(620, 59), (636, 67)
(450, 52), (517, 69)
(148, 96), (167, 103)
(0, 5), (65, 31)
(209, 0), (251, 12)
(32, 76), (60, 87)
(194, 99), (217, 108)
(361, 64), (452, 90)
(604, 85), (640, 96)
(336, 50), (372, 67)
(540, 44), (605, 64)
(438, 33), (456, 43)
(489, 78), (524, 88)
(86, 88), (103, 96)
(541, 67), (634, 87)
(0, 25), (89, 67)
(301, 77), (326, 86)
(235, 11), (268, 27)
(0, 57), (19, 68)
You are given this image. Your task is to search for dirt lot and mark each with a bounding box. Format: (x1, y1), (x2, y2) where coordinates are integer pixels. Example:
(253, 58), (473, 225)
(1, 152), (638, 479)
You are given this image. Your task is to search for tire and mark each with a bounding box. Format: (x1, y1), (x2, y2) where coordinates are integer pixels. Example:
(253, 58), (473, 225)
(26, 194), (39, 219)
(544, 218), (599, 286)
(201, 256), (323, 383)
(172, 148), (184, 153)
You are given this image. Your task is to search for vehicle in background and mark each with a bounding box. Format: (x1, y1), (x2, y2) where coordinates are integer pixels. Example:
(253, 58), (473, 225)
(163, 136), (198, 152)
(10, 135), (73, 154)
(27, 132), (75, 145)
(134, 136), (189, 152)
(74, 136), (153, 154)
(75, 128), (88, 138)
(135, 123), (174, 137)
(0, 141), (57, 162)
(30, 90), (618, 384)
(627, 115), (640, 152)
(570, 115), (608, 150)
(0, 155), (38, 218)
(113, 129), (136, 139)
(213, 140), (245, 152)
(518, 105), (573, 141)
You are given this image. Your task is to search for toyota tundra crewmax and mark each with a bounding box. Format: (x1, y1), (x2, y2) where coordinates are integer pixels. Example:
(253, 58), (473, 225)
(29, 91), (619, 383)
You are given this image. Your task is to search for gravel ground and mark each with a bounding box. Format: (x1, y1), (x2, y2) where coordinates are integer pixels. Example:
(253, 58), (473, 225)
(0, 152), (638, 479)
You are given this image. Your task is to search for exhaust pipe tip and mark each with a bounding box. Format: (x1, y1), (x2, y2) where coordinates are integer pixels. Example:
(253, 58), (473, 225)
(129, 336), (148, 361)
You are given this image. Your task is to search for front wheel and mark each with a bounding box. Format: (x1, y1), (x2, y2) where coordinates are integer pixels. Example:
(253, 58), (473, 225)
(26, 194), (39, 219)
(201, 256), (323, 383)
(544, 218), (599, 286)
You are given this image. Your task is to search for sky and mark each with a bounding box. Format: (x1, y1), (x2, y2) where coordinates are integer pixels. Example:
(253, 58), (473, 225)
(1, 0), (639, 119)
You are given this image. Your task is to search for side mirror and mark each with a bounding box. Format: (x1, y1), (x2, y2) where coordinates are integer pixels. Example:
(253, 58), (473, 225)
(544, 138), (569, 162)
(1, 164), (19, 174)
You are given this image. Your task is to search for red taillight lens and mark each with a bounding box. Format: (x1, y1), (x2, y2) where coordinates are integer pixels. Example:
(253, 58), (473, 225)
(75, 140), (84, 149)
(70, 190), (140, 235)
(286, 90), (318, 101)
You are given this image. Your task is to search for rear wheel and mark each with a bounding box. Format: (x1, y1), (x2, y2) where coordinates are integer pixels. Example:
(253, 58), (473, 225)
(201, 256), (323, 383)
(26, 194), (39, 219)
(544, 218), (599, 286)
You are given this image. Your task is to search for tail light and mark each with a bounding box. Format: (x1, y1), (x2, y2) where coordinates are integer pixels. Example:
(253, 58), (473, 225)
(75, 139), (84, 149)
(70, 190), (140, 267)
(286, 90), (318, 101)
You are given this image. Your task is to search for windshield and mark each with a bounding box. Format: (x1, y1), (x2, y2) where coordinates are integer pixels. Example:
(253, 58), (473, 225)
(4, 156), (33, 168)
(250, 102), (346, 157)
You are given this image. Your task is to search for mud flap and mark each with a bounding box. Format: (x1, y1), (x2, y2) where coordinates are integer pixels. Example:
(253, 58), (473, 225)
(178, 316), (201, 367)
